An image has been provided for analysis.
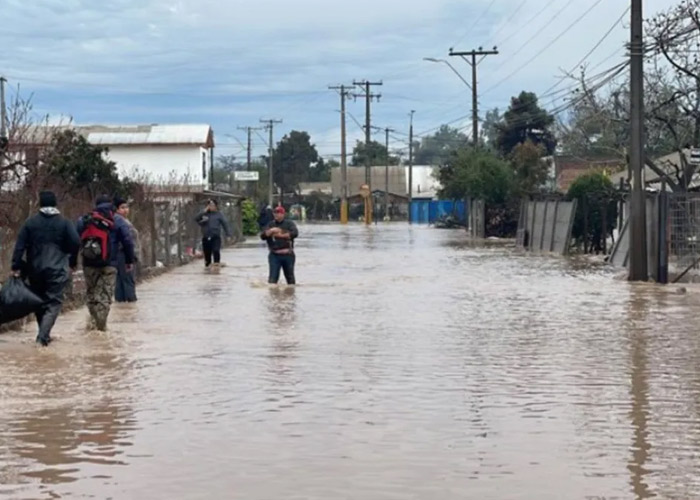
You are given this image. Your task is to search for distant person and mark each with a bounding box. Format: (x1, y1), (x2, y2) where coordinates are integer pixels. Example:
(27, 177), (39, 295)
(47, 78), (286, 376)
(258, 204), (273, 231)
(195, 199), (232, 271)
(261, 206), (298, 285)
(77, 195), (135, 331)
(11, 191), (80, 346)
(113, 197), (140, 303)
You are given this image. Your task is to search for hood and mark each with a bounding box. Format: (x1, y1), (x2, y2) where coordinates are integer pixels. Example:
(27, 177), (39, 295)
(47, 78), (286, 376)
(39, 207), (61, 217)
(95, 202), (114, 217)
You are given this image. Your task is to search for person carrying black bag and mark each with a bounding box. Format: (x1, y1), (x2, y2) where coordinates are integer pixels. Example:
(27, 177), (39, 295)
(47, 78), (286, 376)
(10, 191), (80, 346)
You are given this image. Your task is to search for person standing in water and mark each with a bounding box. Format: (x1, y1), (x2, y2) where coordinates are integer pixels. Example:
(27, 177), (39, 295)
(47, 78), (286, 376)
(195, 199), (232, 271)
(261, 206), (298, 285)
(113, 197), (140, 302)
(11, 191), (80, 346)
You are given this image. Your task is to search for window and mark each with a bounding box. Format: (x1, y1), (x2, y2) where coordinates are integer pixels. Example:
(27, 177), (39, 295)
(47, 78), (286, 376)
(202, 151), (207, 179)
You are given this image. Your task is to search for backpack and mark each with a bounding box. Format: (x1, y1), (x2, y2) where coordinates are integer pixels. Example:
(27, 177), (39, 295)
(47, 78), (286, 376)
(80, 211), (114, 267)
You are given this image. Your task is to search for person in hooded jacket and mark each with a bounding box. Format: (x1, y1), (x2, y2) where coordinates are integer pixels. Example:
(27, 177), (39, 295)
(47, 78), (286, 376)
(77, 195), (135, 331)
(11, 191), (80, 346)
(195, 199), (232, 270)
(113, 196), (140, 303)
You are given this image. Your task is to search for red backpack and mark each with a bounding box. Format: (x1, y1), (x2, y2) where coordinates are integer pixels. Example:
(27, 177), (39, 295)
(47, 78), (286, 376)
(80, 211), (114, 267)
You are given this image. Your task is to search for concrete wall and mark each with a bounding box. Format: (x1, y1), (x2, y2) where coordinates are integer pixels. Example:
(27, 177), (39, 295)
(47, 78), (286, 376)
(105, 145), (212, 186)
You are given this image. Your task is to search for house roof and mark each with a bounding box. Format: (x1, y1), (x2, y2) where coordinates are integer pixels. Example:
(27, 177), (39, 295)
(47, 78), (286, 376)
(86, 124), (214, 147)
(18, 124), (215, 148)
(298, 182), (332, 196)
(608, 150), (697, 188)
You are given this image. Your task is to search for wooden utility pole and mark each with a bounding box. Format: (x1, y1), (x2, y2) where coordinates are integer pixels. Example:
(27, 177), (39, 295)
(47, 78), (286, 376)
(329, 84), (353, 224)
(0, 76), (7, 153)
(384, 127), (395, 220)
(408, 110), (415, 224)
(628, 0), (648, 281)
(449, 47), (498, 145)
(353, 80), (382, 225)
(260, 118), (282, 207)
(238, 126), (262, 197)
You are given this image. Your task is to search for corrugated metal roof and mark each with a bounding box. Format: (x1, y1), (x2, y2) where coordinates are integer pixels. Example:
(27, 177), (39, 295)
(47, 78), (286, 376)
(86, 124), (213, 146)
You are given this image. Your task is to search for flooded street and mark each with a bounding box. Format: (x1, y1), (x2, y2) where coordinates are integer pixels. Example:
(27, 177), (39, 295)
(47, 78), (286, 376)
(2, 224), (700, 500)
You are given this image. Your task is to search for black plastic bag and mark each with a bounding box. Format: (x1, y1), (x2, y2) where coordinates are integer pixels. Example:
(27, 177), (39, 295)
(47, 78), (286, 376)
(0, 277), (44, 325)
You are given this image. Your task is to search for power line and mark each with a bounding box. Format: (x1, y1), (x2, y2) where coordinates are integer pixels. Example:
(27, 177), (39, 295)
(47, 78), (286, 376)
(483, 0), (605, 95)
(493, 0), (567, 57)
(539, 6), (631, 99)
(488, 0), (529, 44)
(452, 0), (498, 48)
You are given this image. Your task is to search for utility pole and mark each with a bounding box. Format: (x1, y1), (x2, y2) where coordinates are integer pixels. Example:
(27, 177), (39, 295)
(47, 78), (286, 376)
(384, 127), (395, 220)
(449, 47), (498, 145)
(628, 0), (648, 281)
(408, 110), (415, 224)
(329, 84), (353, 224)
(238, 126), (262, 198)
(260, 118), (282, 207)
(0, 76), (7, 153)
(353, 80), (382, 225)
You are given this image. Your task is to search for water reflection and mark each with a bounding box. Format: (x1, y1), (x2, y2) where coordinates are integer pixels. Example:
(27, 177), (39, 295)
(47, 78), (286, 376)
(1, 225), (700, 499)
(0, 342), (135, 499)
(627, 287), (652, 500)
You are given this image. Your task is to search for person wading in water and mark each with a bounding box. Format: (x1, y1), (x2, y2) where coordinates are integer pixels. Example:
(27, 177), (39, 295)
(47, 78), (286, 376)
(261, 206), (298, 285)
(195, 199), (232, 272)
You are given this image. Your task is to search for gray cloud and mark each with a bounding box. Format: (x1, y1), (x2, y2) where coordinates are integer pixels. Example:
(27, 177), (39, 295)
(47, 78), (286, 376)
(0, 0), (681, 157)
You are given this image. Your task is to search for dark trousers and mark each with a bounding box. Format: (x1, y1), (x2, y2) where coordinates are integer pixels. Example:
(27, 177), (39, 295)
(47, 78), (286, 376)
(202, 236), (222, 266)
(30, 278), (67, 342)
(268, 253), (296, 284)
(115, 251), (137, 302)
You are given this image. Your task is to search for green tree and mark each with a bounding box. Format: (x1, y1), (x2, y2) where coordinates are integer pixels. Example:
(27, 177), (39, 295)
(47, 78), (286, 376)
(567, 170), (618, 254)
(496, 91), (556, 157)
(437, 148), (513, 204)
(414, 125), (468, 165)
(241, 199), (258, 236)
(481, 108), (502, 147)
(510, 140), (551, 195)
(272, 130), (320, 201)
(351, 140), (399, 166)
(307, 157), (332, 182)
(42, 129), (122, 199)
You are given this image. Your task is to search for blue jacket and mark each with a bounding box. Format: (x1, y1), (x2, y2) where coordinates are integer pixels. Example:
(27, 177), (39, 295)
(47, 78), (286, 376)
(77, 203), (135, 268)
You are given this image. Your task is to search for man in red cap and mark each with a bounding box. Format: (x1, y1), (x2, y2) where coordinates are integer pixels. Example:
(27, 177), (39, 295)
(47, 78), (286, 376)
(260, 205), (299, 285)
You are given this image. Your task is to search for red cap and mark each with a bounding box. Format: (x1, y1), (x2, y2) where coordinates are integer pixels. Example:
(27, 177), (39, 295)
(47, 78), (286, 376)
(274, 206), (286, 214)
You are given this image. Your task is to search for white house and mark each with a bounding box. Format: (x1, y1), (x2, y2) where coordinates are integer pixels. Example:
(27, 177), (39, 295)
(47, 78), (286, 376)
(84, 124), (215, 186)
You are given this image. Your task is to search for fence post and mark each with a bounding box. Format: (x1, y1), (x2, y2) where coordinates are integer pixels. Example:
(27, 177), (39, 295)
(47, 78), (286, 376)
(658, 182), (669, 284)
(539, 200), (549, 252)
(150, 202), (157, 268)
(550, 199), (560, 252)
(177, 202), (184, 264)
(582, 196), (589, 254)
(564, 198), (578, 256)
(164, 202), (172, 267)
(529, 201), (538, 252)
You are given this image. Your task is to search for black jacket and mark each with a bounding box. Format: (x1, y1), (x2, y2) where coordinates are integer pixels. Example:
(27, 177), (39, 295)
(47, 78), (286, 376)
(12, 208), (81, 282)
(196, 210), (232, 239)
(261, 219), (299, 253)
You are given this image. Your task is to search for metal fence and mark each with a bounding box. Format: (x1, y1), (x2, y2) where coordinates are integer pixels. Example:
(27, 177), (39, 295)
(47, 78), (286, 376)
(0, 193), (243, 276)
(516, 199), (577, 255)
(669, 192), (700, 278)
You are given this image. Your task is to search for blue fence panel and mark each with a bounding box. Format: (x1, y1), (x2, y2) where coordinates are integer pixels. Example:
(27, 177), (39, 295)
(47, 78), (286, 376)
(410, 200), (467, 224)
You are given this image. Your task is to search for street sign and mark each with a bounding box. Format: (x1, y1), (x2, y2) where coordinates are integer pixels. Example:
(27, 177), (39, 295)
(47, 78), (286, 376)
(691, 148), (700, 165)
(234, 171), (259, 181)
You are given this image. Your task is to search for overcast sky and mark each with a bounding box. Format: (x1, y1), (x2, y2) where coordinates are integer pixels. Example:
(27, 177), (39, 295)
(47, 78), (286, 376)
(0, 0), (680, 160)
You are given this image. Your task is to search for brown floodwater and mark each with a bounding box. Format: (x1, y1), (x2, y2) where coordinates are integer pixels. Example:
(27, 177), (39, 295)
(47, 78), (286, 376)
(1, 224), (700, 500)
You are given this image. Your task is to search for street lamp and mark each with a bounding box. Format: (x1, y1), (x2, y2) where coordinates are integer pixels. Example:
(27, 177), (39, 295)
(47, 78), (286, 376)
(423, 57), (472, 89)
